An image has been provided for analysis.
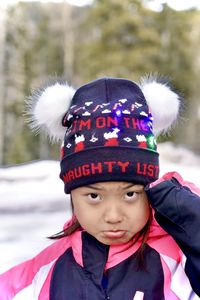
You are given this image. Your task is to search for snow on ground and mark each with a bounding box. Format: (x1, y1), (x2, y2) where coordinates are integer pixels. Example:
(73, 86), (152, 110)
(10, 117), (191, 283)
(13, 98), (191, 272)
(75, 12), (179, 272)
(158, 142), (200, 186)
(0, 160), (72, 273)
(0, 142), (199, 274)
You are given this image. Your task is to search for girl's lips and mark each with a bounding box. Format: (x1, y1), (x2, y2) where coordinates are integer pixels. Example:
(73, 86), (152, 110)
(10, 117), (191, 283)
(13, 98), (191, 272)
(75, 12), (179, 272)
(103, 230), (126, 239)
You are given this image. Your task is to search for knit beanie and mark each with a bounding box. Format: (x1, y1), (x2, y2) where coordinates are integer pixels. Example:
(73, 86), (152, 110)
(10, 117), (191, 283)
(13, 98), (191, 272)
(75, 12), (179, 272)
(27, 76), (180, 193)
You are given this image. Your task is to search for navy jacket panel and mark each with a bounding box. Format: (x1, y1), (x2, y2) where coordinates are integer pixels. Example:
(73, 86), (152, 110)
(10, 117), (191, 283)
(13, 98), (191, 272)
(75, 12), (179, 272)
(82, 232), (109, 288)
(107, 244), (164, 300)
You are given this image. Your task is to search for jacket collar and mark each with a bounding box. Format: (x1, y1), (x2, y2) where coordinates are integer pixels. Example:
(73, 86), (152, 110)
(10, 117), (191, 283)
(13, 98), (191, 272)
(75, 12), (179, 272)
(70, 229), (142, 270)
(66, 215), (169, 271)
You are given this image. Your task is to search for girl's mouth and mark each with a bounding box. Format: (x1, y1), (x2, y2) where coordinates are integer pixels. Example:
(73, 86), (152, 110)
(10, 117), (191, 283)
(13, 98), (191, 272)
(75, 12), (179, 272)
(103, 230), (126, 239)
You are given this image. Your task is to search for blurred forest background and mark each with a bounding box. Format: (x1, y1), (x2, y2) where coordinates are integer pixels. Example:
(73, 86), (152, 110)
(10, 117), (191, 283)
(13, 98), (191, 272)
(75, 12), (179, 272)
(0, 0), (200, 165)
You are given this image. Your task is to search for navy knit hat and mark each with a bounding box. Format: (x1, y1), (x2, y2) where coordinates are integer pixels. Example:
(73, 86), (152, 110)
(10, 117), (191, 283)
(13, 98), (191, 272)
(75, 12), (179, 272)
(27, 76), (180, 193)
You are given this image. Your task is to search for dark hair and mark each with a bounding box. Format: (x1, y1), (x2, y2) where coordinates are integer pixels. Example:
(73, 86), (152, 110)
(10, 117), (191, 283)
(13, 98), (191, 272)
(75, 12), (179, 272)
(48, 219), (80, 239)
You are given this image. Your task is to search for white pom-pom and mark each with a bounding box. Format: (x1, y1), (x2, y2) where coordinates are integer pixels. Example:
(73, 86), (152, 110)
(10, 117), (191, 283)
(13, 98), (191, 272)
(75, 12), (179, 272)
(140, 77), (180, 136)
(27, 82), (75, 141)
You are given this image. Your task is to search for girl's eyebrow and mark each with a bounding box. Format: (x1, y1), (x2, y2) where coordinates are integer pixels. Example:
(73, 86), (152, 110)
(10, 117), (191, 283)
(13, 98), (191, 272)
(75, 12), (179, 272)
(84, 183), (137, 190)
(121, 183), (136, 190)
(84, 185), (104, 190)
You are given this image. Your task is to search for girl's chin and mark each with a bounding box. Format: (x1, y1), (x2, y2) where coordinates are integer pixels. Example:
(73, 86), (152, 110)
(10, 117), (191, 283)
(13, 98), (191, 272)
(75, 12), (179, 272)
(99, 238), (132, 245)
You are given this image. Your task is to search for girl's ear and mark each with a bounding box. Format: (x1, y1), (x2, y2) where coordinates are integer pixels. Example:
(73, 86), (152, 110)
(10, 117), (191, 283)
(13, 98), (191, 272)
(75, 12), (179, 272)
(25, 81), (76, 142)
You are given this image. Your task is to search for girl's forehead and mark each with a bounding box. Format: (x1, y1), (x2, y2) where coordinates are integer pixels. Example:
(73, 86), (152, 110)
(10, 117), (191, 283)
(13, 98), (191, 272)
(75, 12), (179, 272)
(74, 181), (144, 192)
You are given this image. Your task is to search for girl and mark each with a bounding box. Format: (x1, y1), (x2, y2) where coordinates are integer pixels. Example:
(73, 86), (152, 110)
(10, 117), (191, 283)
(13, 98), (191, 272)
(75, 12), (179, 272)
(0, 77), (200, 300)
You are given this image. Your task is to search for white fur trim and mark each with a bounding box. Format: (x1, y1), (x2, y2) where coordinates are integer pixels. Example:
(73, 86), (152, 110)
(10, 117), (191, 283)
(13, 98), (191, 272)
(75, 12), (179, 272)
(27, 82), (75, 141)
(140, 78), (180, 136)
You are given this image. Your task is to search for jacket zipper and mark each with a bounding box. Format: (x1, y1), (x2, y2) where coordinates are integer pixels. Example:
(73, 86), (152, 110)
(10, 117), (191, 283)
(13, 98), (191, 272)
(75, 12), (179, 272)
(104, 290), (110, 300)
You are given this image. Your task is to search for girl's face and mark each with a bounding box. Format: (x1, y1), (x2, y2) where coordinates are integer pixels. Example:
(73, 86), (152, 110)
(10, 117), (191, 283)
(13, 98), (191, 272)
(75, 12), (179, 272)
(71, 181), (150, 245)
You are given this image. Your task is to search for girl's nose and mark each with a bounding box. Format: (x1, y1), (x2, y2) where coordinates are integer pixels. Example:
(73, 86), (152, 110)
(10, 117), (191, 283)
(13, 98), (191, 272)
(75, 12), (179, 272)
(103, 205), (123, 224)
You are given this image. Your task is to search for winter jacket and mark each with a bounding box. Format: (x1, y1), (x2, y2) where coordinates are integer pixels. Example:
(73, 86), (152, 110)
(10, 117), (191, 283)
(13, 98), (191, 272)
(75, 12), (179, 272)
(0, 171), (200, 300)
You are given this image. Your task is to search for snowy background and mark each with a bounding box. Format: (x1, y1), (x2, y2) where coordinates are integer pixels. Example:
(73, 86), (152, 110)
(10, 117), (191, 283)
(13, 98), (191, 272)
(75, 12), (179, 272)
(0, 142), (200, 274)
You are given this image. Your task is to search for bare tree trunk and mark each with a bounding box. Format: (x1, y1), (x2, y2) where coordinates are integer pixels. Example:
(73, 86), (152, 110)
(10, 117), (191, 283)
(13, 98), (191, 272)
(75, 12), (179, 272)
(185, 16), (200, 153)
(0, 8), (6, 165)
(62, 1), (74, 84)
(186, 90), (200, 153)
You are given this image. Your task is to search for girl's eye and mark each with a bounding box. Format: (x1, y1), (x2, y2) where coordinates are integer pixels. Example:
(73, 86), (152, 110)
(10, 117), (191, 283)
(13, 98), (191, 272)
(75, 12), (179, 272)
(124, 191), (138, 201)
(88, 193), (101, 202)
